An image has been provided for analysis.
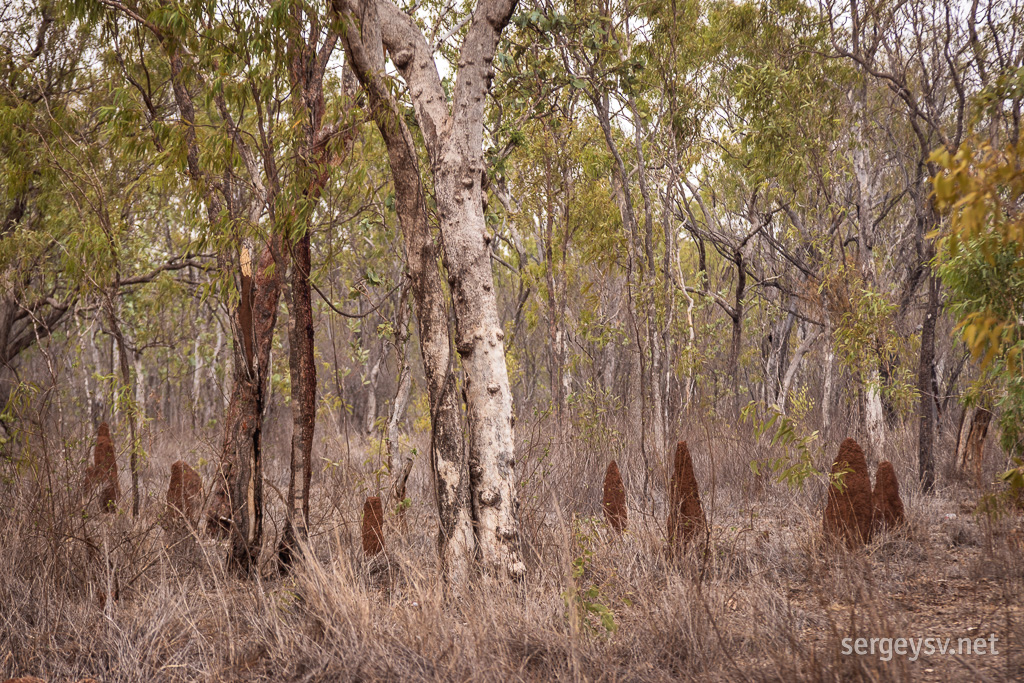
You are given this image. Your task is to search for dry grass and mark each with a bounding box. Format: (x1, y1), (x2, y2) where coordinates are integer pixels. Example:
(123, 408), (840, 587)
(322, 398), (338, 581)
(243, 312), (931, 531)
(2, 413), (1024, 682)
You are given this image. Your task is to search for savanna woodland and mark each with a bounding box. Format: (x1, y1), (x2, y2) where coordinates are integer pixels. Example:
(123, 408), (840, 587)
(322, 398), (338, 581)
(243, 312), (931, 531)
(2, 0), (1024, 680)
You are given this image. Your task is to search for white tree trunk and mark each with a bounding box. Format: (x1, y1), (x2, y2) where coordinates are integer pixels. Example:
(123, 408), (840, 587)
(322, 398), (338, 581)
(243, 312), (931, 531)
(340, 0), (523, 579)
(822, 342), (835, 435)
(776, 327), (821, 413)
(864, 369), (887, 462)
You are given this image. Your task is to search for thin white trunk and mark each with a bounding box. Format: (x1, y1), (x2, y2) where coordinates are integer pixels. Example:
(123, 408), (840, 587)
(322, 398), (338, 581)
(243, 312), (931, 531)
(822, 342), (835, 434)
(865, 369), (887, 462)
(134, 355), (146, 423)
(192, 335), (203, 424)
(364, 354), (382, 435)
(776, 327), (821, 413)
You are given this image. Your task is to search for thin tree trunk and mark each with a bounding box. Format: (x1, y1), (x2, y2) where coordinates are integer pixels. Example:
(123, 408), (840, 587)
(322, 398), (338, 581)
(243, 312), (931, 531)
(387, 301), (413, 514)
(822, 339), (835, 436)
(106, 300), (140, 517)
(917, 275), (940, 492)
(281, 231), (316, 567)
(728, 251), (746, 417)
(208, 244), (285, 574)
(864, 375), (887, 462)
(776, 327), (821, 413)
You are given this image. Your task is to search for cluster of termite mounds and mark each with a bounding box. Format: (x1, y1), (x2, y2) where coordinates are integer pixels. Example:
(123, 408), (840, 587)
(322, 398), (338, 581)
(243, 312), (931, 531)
(80, 423), (396, 568)
(601, 441), (708, 555)
(599, 436), (903, 556)
(81, 423), (205, 533)
(822, 437), (906, 549)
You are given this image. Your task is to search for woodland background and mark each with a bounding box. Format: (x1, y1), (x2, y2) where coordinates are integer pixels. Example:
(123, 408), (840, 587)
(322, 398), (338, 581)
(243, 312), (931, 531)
(2, 0), (1024, 680)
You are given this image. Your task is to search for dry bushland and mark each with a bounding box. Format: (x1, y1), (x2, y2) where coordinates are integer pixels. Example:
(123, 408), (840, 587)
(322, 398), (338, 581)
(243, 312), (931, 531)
(2, 409), (1023, 683)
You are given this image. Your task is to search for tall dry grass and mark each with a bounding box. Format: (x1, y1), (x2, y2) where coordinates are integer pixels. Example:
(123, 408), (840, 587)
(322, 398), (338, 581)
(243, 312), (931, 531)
(2, 405), (1023, 682)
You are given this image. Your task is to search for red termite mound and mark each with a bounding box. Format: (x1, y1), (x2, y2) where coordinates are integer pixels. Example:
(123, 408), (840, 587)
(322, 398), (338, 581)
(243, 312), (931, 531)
(873, 460), (905, 531)
(166, 460), (203, 525)
(362, 496), (385, 557)
(667, 441), (707, 552)
(84, 422), (119, 512)
(602, 460), (628, 532)
(823, 438), (874, 548)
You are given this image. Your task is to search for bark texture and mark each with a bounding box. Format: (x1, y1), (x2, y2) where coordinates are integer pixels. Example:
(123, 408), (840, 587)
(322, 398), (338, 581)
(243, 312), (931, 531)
(277, 8), (339, 571)
(335, 0), (517, 580)
(207, 245), (285, 574)
(390, 0), (525, 581)
(823, 438), (874, 548)
(916, 275), (939, 492)
(955, 407), (993, 484)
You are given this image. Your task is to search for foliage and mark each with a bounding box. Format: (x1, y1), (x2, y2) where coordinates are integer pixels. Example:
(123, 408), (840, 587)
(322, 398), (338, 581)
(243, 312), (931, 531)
(742, 401), (827, 490)
(562, 515), (618, 636)
(933, 141), (1024, 370)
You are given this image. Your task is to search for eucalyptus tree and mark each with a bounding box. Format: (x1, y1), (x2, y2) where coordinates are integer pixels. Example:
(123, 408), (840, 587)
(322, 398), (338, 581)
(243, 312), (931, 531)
(1, 2), (210, 518)
(333, 0), (526, 580)
(823, 0), (1021, 489)
(332, 0), (474, 580)
(81, 0), (349, 571)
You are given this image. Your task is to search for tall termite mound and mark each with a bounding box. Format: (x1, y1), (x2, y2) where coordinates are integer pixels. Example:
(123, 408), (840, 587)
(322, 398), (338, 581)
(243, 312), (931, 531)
(165, 460), (203, 525)
(362, 496), (385, 557)
(873, 460), (905, 530)
(823, 438), (874, 548)
(84, 422), (120, 512)
(668, 441), (706, 552)
(602, 460), (627, 532)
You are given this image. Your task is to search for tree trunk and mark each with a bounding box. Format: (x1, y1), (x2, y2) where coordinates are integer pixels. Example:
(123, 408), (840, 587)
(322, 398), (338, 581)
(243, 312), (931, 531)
(728, 252), (746, 417)
(434, 131), (523, 579)
(386, 294), (413, 512)
(822, 340), (835, 436)
(106, 300), (140, 517)
(864, 373), (887, 462)
(917, 275), (940, 492)
(955, 406), (993, 485)
(281, 231), (316, 567)
(208, 244), (285, 574)
(336, 0), (476, 580)
(364, 351), (382, 435)
(776, 326), (821, 413)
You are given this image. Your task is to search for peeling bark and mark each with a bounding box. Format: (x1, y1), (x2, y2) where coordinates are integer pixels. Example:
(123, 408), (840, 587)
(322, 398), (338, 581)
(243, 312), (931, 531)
(338, 0), (524, 579)
(334, 0), (476, 580)
(208, 244), (285, 574)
